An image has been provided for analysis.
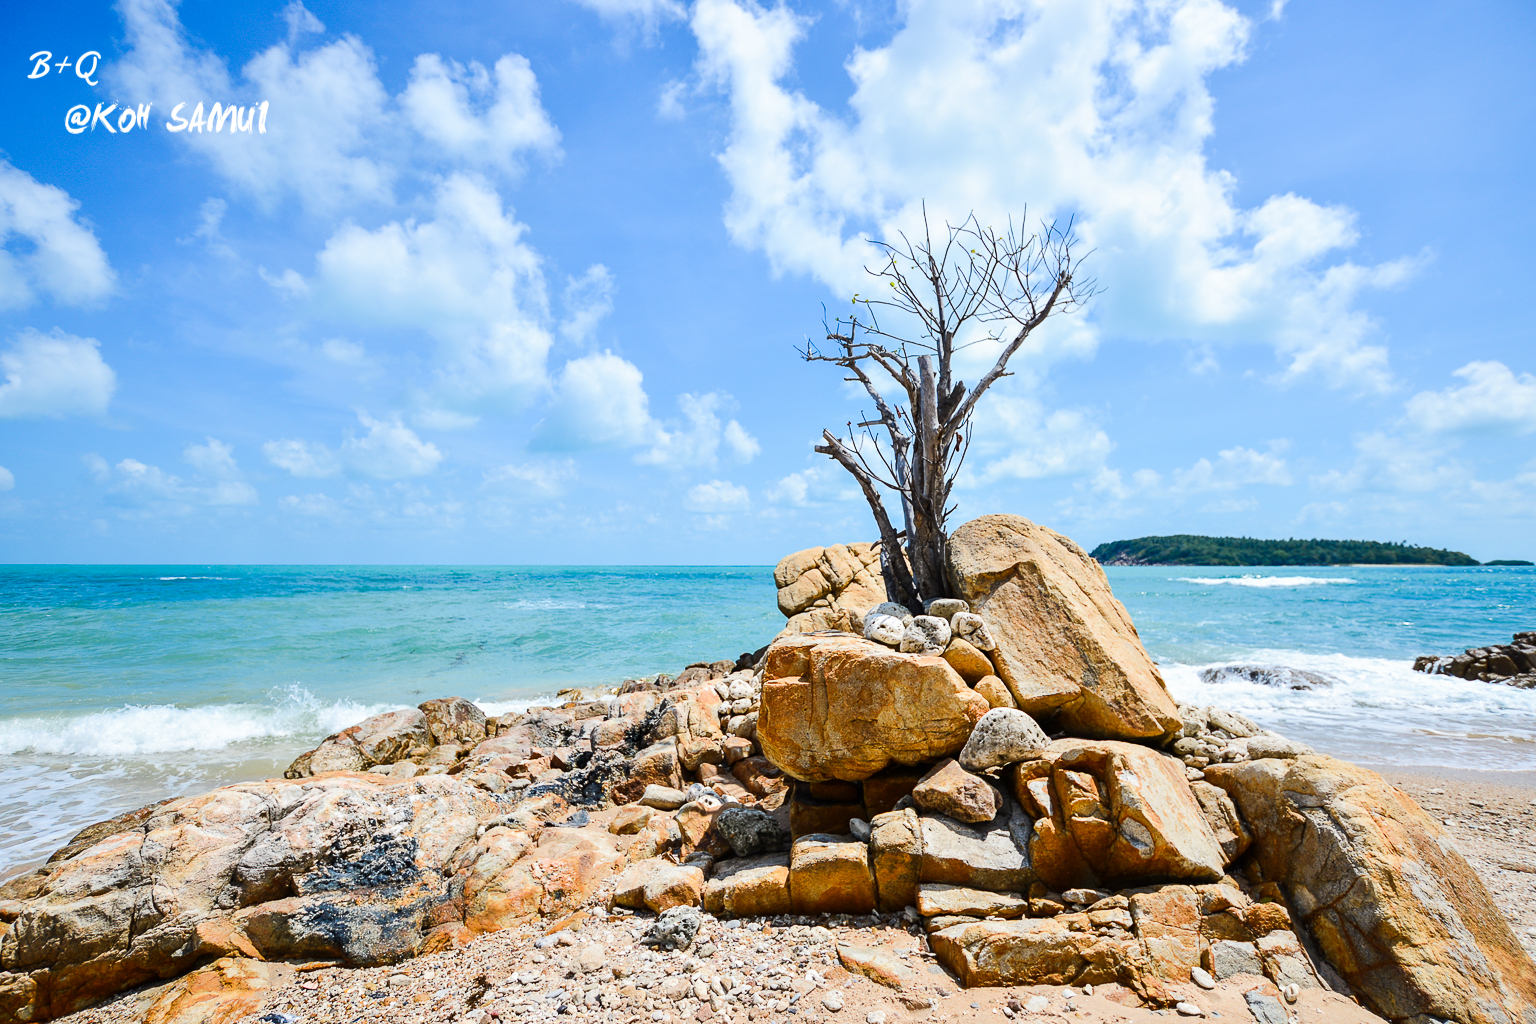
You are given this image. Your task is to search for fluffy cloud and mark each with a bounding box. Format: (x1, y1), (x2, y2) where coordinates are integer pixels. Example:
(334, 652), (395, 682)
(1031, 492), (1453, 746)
(300, 175), (555, 411)
(533, 353), (760, 469)
(533, 352), (653, 449)
(483, 460), (577, 498)
(0, 160), (115, 309)
(84, 441), (258, 514)
(639, 392), (761, 470)
(109, 0), (558, 211)
(0, 466), (13, 491)
(1402, 361), (1536, 436)
(571, 0), (687, 35)
(1171, 444), (1292, 492)
(764, 463), (857, 507)
(264, 411), (443, 480)
(401, 54), (561, 174)
(0, 329), (116, 419)
(686, 478), (751, 513)
(962, 393), (1114, 484)
(689, 0), (1412, 391)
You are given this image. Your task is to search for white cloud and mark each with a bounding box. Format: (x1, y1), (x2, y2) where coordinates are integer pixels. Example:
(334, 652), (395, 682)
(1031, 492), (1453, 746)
(483, 459), (576, 498)
(765, 463), (857, 507)
(1403, 361), (1536, 436)
(534, 351), (654, 449)
(1171, 444), (1292, 492)
(182, 197), (236, 259)
(686, 478), (751, 513)
(560, 265), (616, 343)
(265, 411), (443, 480)
(300, 174), (553, 411)
(85, 445), (258, 514)
(109, 0), (560, 211)
(1312, 432), (1466, 495)
(279, 492), (340, 516)
(571, 0), (687, 36)
(0, 329), (116, 419)
(689, 0), (1412, 392)
(0, 160), (115, 309)
(533, 354), (760, 468)
(401, 54), (561, 174)
(961, 392), (1114, 484)
(0, 465), (13, 491)
(639, 392), (760, 470)
(184, 437), (241, 478)
(262, 437), (339, 478)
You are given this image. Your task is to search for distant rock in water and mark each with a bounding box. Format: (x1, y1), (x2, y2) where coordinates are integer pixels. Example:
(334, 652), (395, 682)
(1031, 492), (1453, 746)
(1198, 664), (1341, 690)
(1414, 631), (1536, 689)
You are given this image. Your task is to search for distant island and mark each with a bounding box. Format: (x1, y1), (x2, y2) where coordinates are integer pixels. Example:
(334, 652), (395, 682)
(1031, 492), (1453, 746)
(1090, 534), (1481, 566)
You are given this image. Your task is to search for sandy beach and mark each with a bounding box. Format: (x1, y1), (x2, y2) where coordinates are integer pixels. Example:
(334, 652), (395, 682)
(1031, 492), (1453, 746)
(39, 761), (1535, 1024)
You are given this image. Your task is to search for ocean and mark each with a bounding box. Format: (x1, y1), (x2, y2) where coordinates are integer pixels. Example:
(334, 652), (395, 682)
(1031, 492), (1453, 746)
(2, 562), (1532, 879)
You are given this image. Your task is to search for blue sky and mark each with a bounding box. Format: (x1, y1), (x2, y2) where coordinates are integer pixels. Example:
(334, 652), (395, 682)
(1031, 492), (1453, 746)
(1, 0), (1532, 564)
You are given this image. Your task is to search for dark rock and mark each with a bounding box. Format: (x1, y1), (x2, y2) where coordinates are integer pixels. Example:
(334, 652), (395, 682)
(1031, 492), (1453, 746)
(714, 806), (789, 857)
(1196, 665), (1340, 690)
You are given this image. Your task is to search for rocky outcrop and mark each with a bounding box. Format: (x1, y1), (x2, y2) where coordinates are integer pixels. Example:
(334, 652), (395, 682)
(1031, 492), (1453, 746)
(757, 632), (989, 782)
(945, 514), (1182, 741)
(1197, 665), (1340, 690)
(1415, 631), (1536, 688)
(1011, 740), (1225, 891)
(0, 773), (513, 1022)
(1206, 755), (1536, 1024)
(773, 542), (888, 634)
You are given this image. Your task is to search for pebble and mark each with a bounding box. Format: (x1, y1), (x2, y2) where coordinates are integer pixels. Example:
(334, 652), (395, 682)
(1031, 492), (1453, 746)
(1024, 995), (1051, 1013)
(821, 991), (844, 1012)
(866, 1013), (886, 1024)
(1175, 1002), (1204, 1017)
(1191, 966), (1217, 989)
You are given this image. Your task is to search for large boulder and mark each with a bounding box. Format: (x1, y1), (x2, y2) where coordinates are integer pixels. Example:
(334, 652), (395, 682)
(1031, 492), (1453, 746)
(945, 515), (1181, 741)
(418, 696), (488, 746)
(1011, 740), (1224, 890)
(757, 632), (989, 782)
(0, 773), (506, 1023)
(1206, 755), (1536, 1024)
(774, 542), (888, 634)
(284, 707), (433, 778)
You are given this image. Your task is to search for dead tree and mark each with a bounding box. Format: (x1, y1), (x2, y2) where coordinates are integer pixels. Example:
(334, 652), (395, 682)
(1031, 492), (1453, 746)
(804, 208), (1092, 613)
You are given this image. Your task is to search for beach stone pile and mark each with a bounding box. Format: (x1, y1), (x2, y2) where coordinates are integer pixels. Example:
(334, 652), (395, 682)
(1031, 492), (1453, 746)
(1415, 630), (1536, 688)
(3, 514), (1534, 1024)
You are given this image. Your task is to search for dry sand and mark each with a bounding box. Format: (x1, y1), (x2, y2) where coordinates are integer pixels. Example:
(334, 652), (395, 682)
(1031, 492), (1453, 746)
(50, 765), (1536, 1024)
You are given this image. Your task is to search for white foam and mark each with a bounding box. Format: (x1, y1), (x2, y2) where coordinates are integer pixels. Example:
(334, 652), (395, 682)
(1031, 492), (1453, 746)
(1162, 649), (1536, 770)
(1175, 575), (1357, 588)
(501, 599), (610, 611)
(0, 685), (394, 757)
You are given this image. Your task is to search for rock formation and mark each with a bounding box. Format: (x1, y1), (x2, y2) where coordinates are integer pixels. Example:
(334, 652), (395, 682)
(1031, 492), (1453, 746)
(2, 518), (1533, 1024)
(1415, 631), (1536, 688)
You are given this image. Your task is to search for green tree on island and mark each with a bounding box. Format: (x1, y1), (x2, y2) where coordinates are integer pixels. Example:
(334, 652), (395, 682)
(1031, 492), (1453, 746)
(804, 208), (1092, 613)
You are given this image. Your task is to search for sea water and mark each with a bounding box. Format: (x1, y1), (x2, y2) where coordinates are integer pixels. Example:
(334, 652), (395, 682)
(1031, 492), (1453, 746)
(1, 562), (1532, 877)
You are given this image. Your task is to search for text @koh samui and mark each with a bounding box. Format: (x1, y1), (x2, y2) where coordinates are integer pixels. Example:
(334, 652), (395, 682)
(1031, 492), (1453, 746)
(31, 50), (269, 136)
(64, 101), (270, 135)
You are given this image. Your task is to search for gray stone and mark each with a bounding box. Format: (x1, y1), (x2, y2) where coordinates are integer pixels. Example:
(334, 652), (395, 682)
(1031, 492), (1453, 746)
(863, 602), (912, 647)
(924, 598), (969, 621)
(1246, 735), (1313, 760)
(641, 905), (702, 951)
(640, 784), (688, 810)
(1211, 939), (1264, 980)
(899, 615), (952, 654)
(949, 612), (996, 652)
(919, 800), (1034, 893)
(848, 817), (871, 842)
(957, 708), (1050, 771)
(1242, 990), (1286, 1024)
(714, 805), (789, 857)
(1206, 706), (1259, 738)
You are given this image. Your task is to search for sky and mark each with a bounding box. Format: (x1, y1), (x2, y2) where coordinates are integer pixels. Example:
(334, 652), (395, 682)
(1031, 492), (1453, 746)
(0, 0), (1532, 565)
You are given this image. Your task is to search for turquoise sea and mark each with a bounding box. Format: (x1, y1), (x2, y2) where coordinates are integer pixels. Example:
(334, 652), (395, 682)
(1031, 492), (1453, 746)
(2, 563), (1533, 878)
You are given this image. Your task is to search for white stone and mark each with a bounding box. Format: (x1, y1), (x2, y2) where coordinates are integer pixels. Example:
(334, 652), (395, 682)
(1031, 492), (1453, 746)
(866, 1012), (887, 1024)
(958, 708), (1050, 771)
(1191, 966), (1216, 990)
(1175, 1002), (1204, 1017)
(950, 612), (996, 652)
(821, 991), (844, 1012)
(863, 602), (911, 647)
(898, 615), (952, 654)
(1024, 996), (1050, 1013)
